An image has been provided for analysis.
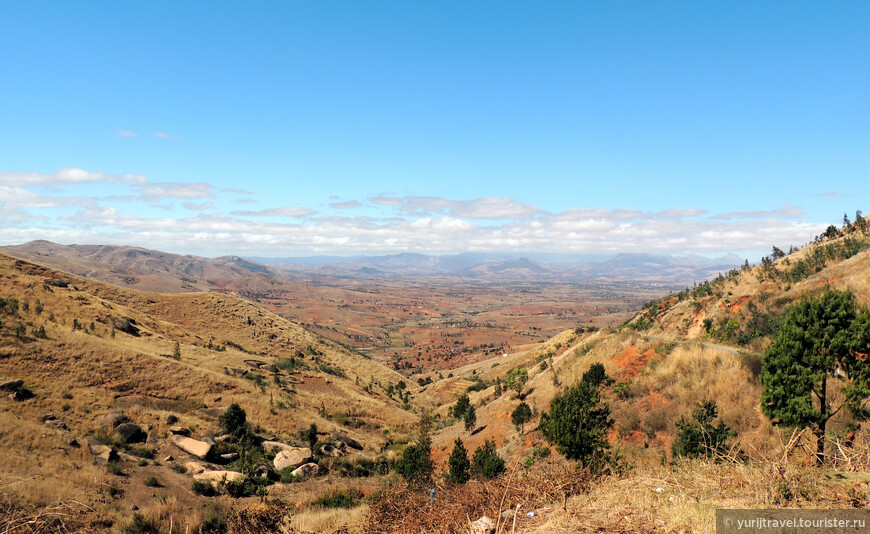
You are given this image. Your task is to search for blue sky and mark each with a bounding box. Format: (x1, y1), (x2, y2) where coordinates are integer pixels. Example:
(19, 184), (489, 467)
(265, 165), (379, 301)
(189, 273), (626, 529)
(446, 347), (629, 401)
(1, 1), (867, 258)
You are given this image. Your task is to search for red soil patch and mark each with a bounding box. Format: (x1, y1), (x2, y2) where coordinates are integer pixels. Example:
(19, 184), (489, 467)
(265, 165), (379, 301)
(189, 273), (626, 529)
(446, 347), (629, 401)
(720, 296), (750, 313)
(613, 346), (656, 378)
(646, 390), (670, 408)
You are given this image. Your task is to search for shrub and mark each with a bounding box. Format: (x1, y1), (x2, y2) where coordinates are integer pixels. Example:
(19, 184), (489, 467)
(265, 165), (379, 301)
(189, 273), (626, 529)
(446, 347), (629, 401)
(171, 463), (187, 474)
(395, 419), (433, 487)
(540, 381), (612, 469)
(144, 476), (162, 487)
(219, 403), (248, 438)
(124, 513), (160, 534)
(672, 400), (735, 460)
(192, 480), (218, 497)
(505, 367), (528, 393)
(314, 488), (363, 509)
(225, 478), (262, 498)
(128, 446), (155, 459)
(581, 363), (613, 388)
(471, 440), (505, 479)
(451, 394), (471, 419)
(463, 405), (476, 431)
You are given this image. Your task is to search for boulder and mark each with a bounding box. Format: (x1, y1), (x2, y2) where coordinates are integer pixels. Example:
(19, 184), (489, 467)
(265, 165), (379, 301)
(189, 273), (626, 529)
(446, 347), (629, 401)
(290, 463), (319, 478)
(146, 432), (160, 445)
(95, 413), (126, 429)
(254, 463), (278, 481)
(85, 438), (119, 464)
(332, 432), (363, 450)
(165, 414), (179, 425)
(170, 435), (212, 459)
(10, 389), (34, 401)
(213, 434), (234, 443)
(262, 440), (294, 453)
(273, 447), (312, 471)
(193, 470), (246, 488)
(45, 419), (69, 431)
(164, 455), (174, 462)
(470, 516), (495, 534)
(109, 316), (139, 336)
(169, 426), (191, 436)
(44, 279), (69, 288)
(41, 413), (57, 422)
(220, 453), (239, 462)
(115, 423), (146, 444)
(0, 379), (23, 392)
(186, 461), (208, 475)
(319, 443), (344, 458)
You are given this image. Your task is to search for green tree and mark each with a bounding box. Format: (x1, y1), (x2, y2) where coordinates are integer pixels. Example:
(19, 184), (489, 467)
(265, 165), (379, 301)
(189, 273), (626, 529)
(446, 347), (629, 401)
(173, 341), (181, 360)
(451, 394), (470, 419)
(395, 416), (434, 487)
(302, 423), (318, 449)
(463, 405), (476, 431)
(581, 363), (613, 388)
(471, 439), (505, 479)
(505, 367), (528, 393)
(219, 403), (248, 438)
(540, 381), (613, 468)
(511, 402), (532, 432)
(672, 400), (735, 459)
(446, 438), (470, 484)
(761, 289), (870, 465)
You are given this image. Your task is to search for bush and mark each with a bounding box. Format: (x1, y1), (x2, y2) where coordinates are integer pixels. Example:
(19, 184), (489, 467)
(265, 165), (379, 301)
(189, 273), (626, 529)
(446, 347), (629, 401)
(128, 446), (155, 459)
(219, 403), (248, 438)
(144, 476), (162, 487)
(171, 463), (187, 474)
(124, 513), (160, 534)
(314, 489), (364, 509)
(451, 394), (471, 419)
(540, 381), (612, 469)
(581, 363), (612, 388)
(225, 478), (262, 498)
(672, 400), (735, 460)
(471, 440), (505, 479)
(395, 419), (433, 487)
(192, 480), (219, 497)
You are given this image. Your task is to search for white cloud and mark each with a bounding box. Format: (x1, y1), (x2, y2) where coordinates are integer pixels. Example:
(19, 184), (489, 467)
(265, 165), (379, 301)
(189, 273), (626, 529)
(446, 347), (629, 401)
(138, 182), (215, 199)
(116, 129), (137, 138)
(153, 132), (182, 140)
(812, 191), (849, 198)
(330, 200), (361, 209)
(183, 202), (215, 211)
(221, 188), (254, 195)
(231, 207), (316, 218)
(711, 203), (805, 220)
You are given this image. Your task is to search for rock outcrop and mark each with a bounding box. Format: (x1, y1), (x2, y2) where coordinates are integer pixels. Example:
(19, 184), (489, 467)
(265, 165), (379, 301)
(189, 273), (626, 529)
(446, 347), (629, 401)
(273, 447), (312, 471)
(170, 435), (212, 459)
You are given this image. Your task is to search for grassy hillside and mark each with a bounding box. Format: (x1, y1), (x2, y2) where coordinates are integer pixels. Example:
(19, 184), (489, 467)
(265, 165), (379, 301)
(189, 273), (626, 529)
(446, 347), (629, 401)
(0, 252), (418, 532)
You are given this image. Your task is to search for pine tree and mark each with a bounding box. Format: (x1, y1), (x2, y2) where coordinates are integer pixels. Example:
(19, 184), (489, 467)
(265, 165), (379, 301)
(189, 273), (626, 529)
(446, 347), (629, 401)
(672, 400), (735, 459)
(464, 405), (476, 431)
(511, 402), (532, 432)
(471, 439), (505, 479)
(761, 289), (870, 465)
(541, 381), (612, 468)
(395, 416), (434, 487)
(446, 438), (470, 484)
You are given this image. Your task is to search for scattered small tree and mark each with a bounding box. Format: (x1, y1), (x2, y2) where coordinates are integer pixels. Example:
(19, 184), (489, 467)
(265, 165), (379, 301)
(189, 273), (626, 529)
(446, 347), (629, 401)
(471, 439), (505, 479)
(672, 400), (735, 459)
(451, 394), (470, 419)
(581, 363), (613, 388)
(511, 402), (532, 432)
(173, 341), (181, 360)
(446, 438), (470, 484)
(505, 367), (528, 393)
(219, 403), (248, 438)
(395, 417), (434, 487)
(463, 405), (476, 431)
(541, 381), (613, 469)
(302, 423), (318, 449)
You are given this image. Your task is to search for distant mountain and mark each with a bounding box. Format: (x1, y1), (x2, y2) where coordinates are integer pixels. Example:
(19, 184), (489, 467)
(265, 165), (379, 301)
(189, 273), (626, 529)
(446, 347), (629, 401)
(258, 251), (742, 283)
(0, 240), (282, 293)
